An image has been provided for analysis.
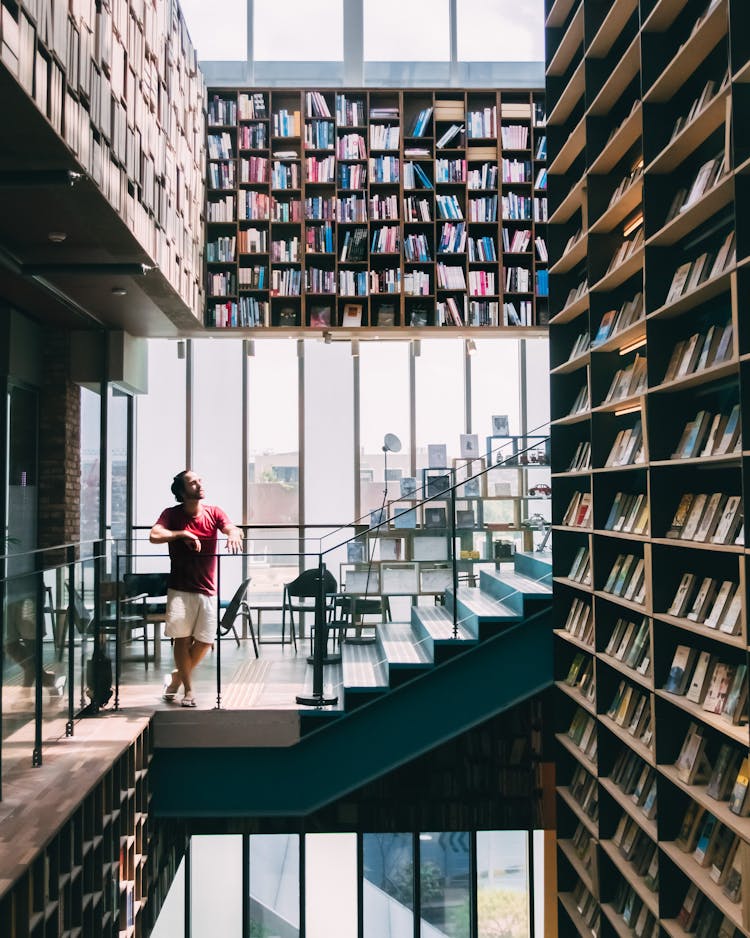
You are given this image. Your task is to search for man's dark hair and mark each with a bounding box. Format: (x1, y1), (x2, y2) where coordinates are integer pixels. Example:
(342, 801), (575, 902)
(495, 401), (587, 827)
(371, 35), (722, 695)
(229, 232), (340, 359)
(171, 471), (189, 502)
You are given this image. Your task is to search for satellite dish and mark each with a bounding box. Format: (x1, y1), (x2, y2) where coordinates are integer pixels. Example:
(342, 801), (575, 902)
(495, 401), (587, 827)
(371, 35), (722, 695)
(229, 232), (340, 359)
(383, 433), (402, 453)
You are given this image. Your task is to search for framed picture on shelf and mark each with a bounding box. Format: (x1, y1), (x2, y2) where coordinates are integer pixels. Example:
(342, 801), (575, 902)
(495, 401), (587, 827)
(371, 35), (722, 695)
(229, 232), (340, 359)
(347, 540), (366, 564)
(400, 477), (418, 498)
(460, 433), (479, 458)
(392, 504), (417, 528)
(492, 414), (510, 436)
(342, 303), (363, 327)
(456, 509), (476, 528)
(309, 304), (332, 327)
(277, 305), (298, 327)
(425, 506), (447, 529)
(377, 303), (396, 326)
(427, 474), (451, 499)
(370, 507), (387, 528)
(412, 536), (449, 561)
(462, 477), (481, 498)
(428, 443), (448, 467)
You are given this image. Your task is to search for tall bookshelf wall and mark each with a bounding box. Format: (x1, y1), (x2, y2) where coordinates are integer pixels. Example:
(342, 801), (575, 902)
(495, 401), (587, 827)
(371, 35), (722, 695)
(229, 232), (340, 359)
(205, 87), (549, 332)
(547, 0), (750, 936)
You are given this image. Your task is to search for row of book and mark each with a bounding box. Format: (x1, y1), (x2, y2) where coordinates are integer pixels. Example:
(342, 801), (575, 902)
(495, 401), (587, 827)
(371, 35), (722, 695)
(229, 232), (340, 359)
(606, 680), (652, 747)
(603, 492), (649, 535)
(239, 123), (268, 149)
(602, 553), (647, 606)
(569, 764), (599, 823)
(663, 321), (734, 385)
(566, 708), (598, 764)
(592, 292), (644, 347)
(606, 159), (643, 212)
(436, 158), (468, 183)
(566, 441), (592, 472)
(604, 616), (650, 675)
(561, 597), (594, 645)
(666, 491), (743, 545)
(207, 297), (269, 329)
(271, 162), (300, 189)
(610, 881), (657, 938)
(241, 156), (270, 183)
(568, 823), (596, 882)
(238, 266), (266, 289)
(560, 278), (588, 314)
(676, 723), (749, 814)
(207, 272), (235, 296)
(567, 879), (600, 935)
(664, 648), (747, 724)
(563, 653), (595, 704)
(565, 331), (590, 363)
(206, 237), (236, 263)
(565, 384), (590, 418)
(664, 231), (736, 306)
(602, 225), (644, 279)
(665, 151), (728, 225)
(501, 193), (548, 221)
(566, 547), (592, 586)
(611, 809), (658, 889)
(610, 747), (656, 820)
(668, 73), (728, 146)
(675, 801), (745, 898)
(602, 354), (647, 404)
(667, 573), (742, 634)
(208, 162), (235, 189)
(672, 406), (740, 460)
(561, 491), (591, 529)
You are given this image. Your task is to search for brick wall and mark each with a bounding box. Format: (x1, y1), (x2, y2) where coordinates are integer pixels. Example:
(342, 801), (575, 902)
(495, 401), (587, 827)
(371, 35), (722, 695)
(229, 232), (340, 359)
(38, 329), (82, 548)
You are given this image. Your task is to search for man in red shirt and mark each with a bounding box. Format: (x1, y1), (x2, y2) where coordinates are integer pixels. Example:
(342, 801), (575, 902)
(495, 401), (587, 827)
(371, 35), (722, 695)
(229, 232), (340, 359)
(150, 470), (243, 707)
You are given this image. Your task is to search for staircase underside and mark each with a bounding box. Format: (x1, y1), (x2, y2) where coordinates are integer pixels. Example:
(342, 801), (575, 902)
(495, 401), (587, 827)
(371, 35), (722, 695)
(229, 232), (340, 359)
(151, 606), (553, 817)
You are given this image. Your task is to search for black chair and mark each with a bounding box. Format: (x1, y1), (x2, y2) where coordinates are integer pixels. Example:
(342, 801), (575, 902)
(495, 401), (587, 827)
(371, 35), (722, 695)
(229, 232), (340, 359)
(336, 594), (392, 643)
(218, 577), (258, 657)
(120, 573), (170, 665)
(281, 568), (338, 651)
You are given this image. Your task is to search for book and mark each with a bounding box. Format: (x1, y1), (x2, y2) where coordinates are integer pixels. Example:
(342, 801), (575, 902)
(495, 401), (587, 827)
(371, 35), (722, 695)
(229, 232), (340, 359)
(692, 812), (719, 866)
(341, 303), (363, 327)
(728, 757), (750, 816)
(707, 745), (743, 801)
(703, 663), (735, 714)
(664, 645), (697, 695)
(667, 494), (695, 537)
(675, 801), (706, 852)
(685, 651), (715, 702)
(675, 722), (711, 784)
(309, 303), (332, 328)
(709, 827), (737, 885)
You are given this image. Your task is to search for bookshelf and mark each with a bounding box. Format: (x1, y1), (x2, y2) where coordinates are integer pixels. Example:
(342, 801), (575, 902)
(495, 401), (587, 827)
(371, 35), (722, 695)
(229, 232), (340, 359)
(547, 0), (750, 935)
(204, 88), (549, 333)
(0, 725), (186, 938)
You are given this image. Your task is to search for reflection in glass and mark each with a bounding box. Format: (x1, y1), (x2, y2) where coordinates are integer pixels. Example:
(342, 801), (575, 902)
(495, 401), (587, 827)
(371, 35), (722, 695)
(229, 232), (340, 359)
(108, 389), (130, 567)
(306, 833), (357, 938)
(364, 0), (450, 61)
(248, 342), (299, 525)
(249, 834), (300, 936)
(476, 831), (530, 938)
(255, 0), (343, 60)
(415, 340), (464, 480)
(363, 833), (414, 937)
(191, 834), (243, 938)
(419, 832), (470, 937)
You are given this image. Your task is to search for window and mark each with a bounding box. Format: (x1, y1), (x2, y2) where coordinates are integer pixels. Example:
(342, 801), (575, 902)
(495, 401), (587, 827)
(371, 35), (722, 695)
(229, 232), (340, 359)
(363, 833), (414, 937)
(364, 0), (450, 61)
(419, 832), (470, 937)
(191, 835), (243, 937)
(180, 0), (247, 60)
(80, 386), (101, 543)
(457, 0), (545, 61)
(415, 339), (465, 475)
(255, 0), (343, 60)
(249, 835), (300, 935)
(306, 834), (357, 938)
(476, 830), (530, 938)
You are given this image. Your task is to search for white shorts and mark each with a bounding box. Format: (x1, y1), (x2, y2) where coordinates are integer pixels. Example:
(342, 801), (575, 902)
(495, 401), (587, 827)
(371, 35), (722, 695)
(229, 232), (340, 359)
(165, 590), (218, 644)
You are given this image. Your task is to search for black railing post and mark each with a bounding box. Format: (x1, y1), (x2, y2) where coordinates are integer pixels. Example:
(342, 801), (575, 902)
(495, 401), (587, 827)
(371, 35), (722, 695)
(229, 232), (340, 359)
(296, 555), (337, 707)
(0, 547), (5, 799)
(32, 562), (44, 766)
(66, 546), (75, 737)
(215, 552), (222, 710)
(450, 478), (459, 638)
(113, 547), (121, 711)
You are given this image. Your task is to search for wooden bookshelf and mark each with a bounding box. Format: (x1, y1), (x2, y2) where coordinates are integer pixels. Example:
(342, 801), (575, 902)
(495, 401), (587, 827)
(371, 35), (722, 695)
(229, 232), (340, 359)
(203, 88), (548, 332)
(547, 0), (750, 934)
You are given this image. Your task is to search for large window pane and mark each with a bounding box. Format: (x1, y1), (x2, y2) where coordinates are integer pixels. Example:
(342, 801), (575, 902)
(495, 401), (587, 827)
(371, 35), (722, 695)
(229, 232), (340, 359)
(457, 0), (545, 61)
(191, 835), (243, 938)
(306, 833), (357, 938)
(248, 342), (299, 526)
(150, 856), (185, 938)
(415, 339), (465, 479)
(108, 389), (130, 555)
(80, 386), (101, 542)
(192, 340), (243, 527)
(304, 340), (355, 527)
(364, 833), (414, 938)
(249, 834), (300, 936)
(419, 832), (470, 937)
(180, 0), (247, 61)
(135, 341), (186, 527)
(255, 0), (343, 60)
(359, 342), (411, 515)
(476, 831), (530, 938)
(364, 0), (450, 61)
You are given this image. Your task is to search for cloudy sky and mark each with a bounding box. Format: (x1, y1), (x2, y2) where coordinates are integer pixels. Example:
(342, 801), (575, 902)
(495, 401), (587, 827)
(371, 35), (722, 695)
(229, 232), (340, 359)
(179, 0), (544, 63)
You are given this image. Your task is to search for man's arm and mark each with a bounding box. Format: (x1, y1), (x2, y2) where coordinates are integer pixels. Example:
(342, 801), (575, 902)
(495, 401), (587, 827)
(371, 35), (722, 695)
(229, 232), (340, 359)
(221, 522), (243, 554)
(150, 523), (201, 552)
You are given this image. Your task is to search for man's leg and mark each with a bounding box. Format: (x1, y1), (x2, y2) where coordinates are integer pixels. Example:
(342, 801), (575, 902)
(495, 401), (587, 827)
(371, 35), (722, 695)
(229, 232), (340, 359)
(183, 640), (212, 694)
(166, 637), (192, 695)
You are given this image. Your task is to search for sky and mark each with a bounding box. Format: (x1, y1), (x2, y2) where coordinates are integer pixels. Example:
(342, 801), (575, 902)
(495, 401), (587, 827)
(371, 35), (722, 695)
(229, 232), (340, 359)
(178, 0), (545, 63)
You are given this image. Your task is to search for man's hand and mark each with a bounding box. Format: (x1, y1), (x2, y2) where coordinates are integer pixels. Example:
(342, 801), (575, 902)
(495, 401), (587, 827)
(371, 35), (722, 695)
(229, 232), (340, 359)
(226, 529), (243, 554)
(181, 531), (202, 552)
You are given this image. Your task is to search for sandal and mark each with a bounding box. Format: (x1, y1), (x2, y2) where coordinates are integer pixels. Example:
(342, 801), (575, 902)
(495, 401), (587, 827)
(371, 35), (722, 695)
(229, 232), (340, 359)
(162, 676), (178, 702)
(181, 693), (197, 708)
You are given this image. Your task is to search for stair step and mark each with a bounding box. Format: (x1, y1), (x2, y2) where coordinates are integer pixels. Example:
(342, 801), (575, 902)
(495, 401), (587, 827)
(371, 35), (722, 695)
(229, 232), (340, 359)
(450, 587), (519, 622)
(376, 622), (433, 668)
(514, 550), (553, 581)
(480, 568), (553, 603)
(341, 642), (389, 692)
(411, 604), (476, 643)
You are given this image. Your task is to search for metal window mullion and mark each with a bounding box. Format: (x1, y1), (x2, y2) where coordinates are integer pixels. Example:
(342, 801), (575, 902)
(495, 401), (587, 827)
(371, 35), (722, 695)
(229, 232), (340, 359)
(409, 346), (417, 477)
(353, 352), (361, 524)
(449, 0), (458, 86)
(298, 339), (305, 574)
(464, 339), (472, 433)
(247, 0), (255, 84)
(186, 339), (194, 469)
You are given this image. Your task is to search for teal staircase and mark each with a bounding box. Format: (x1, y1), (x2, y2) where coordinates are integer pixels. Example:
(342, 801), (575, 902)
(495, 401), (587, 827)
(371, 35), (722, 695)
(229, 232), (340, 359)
(152, 552), (553, 818)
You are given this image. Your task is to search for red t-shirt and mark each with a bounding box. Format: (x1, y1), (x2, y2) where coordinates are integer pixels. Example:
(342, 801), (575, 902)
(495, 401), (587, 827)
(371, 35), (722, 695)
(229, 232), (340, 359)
(156, 504), (231, 596)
